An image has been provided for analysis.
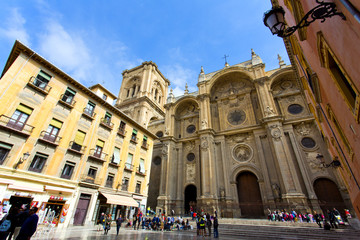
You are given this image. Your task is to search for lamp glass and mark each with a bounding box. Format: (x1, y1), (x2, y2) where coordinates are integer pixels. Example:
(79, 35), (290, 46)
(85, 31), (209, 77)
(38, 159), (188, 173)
(23, 152), (30, 160)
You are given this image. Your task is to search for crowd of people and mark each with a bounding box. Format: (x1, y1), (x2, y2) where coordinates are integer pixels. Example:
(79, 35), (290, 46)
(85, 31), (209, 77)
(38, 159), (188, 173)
(267, 208), (351, 230)
(0, 205), (39, 240)
(97, 208), (219, 238)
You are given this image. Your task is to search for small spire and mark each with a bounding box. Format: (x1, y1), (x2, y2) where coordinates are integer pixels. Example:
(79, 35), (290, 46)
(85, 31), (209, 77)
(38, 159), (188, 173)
(184, 83), (189, 94)
(200, 66), (204, 74)
(167, 88), (175, 103)
(278, 54), (286, 68)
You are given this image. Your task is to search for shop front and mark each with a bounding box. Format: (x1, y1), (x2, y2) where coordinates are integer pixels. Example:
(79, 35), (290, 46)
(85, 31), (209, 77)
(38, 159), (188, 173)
(93, 192), (139, 222)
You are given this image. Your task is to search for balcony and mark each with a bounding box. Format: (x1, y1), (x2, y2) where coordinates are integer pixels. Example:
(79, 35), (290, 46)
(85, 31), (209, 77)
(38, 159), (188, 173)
(79, 174), (102, 185)
(82, 107), (96, 120)
(136, 167), (147, 176)
(130, 136), (138, 145)
(38, 131), (61, 146)
(100, 118), (114, 130)
(117, 128), (126, 138)
(141, 141), (148, 150)
(124, 163), (133, 172)
(27, 76), (52, 95)
(0, 115), (34, 137)
(68, 141), (86, 155)
(58, 94), (76, 109)
(88, 149), (107, 162)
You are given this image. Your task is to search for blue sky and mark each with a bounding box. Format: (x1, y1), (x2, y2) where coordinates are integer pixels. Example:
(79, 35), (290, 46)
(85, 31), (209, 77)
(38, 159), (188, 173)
(0, 0), (289, 97)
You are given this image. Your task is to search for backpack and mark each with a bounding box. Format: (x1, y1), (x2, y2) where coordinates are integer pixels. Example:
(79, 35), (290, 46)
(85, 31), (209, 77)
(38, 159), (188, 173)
(0, 219), (11, 232)
(200, 218), (204, 224)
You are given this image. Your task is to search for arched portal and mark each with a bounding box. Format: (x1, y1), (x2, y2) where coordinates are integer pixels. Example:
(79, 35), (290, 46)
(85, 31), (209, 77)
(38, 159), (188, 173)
(184, 185), (197, 214)
(314, 178), (346, 215)
(237, 171), (264, 217)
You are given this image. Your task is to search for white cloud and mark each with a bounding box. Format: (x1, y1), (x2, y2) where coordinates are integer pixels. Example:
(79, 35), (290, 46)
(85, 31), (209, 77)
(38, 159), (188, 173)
(162, 64), (197, 97)
(0, 8), (30, 45)
(38, 21), (92, 81)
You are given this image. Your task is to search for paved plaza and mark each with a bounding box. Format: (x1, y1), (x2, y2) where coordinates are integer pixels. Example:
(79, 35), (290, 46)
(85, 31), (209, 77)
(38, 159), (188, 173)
(31, 223), (360, 240)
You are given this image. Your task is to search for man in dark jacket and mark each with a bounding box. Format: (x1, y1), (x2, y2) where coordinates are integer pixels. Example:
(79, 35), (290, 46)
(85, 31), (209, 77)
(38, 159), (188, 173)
(16, 207), (38, 240)
(213, 217), (219, 238)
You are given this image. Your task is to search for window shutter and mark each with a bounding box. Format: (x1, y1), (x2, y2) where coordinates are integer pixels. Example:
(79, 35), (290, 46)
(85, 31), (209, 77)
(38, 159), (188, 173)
(113, 147), (121, 164)
(132, 129), (138, 134)
(17, 104), (33, 115)
(74, 131), (86, 145)
(38, 70), (51, 81)
(126, 153), (133, 164)
(50, 119), (63, 129)
(66, 88), (76, 95)
(96, 139), (105, 148)
(0, 142), (12, 150)
(139, 158), (145, 173)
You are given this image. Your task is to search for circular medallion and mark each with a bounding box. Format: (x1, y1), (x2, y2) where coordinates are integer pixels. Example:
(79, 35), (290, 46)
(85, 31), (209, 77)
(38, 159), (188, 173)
(288, 104), (303, 114)
(186, 125), (196, 134)
(156, 131), (163, 137)
(301, 137), (316, 149)
(233, 144), (253, 162)
(187, 153), (195, 162)
(153, 156), (161, 165)
(227, 110), (246, 125)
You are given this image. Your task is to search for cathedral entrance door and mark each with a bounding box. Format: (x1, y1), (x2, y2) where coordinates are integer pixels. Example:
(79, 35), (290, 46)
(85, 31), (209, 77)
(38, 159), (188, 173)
(237, 171), (264, 217)
(313, 178), (346, 215)
(184, 185), (197, 215)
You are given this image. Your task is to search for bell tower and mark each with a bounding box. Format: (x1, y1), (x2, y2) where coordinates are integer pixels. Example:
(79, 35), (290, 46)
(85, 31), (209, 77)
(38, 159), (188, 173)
(115, 61), (170, 128)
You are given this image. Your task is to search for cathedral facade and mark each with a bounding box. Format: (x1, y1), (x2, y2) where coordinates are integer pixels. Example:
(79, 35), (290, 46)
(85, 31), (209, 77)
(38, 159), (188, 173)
(115, 51), (352, 218)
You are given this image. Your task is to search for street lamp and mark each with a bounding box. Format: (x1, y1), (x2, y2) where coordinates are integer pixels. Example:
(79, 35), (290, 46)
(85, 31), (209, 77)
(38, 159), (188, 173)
(316, 153), (341, 168)
(263, 0), (346, 38)
(14, 152), (30, 169)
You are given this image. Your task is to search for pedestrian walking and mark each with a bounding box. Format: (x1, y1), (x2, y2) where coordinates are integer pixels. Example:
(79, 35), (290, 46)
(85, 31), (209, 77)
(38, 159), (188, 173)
(104, 214), (111, 235)
(206, 216), (212, 236)
(133, 214), (137, 230)
(213, 217), (219, 238)
(99, 213), (105, 231)
(15, 207), (39, 240)
(116, 215), (122, 235)
(314, 211), (322, 228)
(0, 206), (19, 240)
(199, 215), (205, 237)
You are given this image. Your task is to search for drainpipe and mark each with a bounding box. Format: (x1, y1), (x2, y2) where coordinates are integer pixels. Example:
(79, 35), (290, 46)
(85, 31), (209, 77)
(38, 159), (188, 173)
(339, 0), (360, 23)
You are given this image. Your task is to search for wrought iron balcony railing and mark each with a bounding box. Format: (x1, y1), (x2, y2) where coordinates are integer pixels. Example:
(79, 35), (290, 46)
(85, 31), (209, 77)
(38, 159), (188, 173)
(79, 174), (102, 185)
(136, 167), (146, 176)
(100, 118), (114, 129)
(82, 107), (96, 119)
(124, 163), (133, 171)
(88, 149), (107, 162)
(27, 76), (52, 94)
(58, 94), (76, 108)
(68, 141), (86, 154)
(0, 115), (34, 136)
(39, 131), (62, 145)
(117, 128), (126, 137)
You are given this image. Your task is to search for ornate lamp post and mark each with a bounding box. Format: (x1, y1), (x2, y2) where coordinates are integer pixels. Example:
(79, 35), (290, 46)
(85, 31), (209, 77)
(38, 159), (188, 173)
(263, 0), (346, 38)
(316, 153), (341, 168)
(14, 152), (30, 169)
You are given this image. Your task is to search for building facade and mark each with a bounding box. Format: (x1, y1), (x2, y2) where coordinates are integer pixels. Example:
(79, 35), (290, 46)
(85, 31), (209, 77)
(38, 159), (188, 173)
(116, 50), (353, 217)
(270, 0), (360, 218)
(0, 41), (155, 227)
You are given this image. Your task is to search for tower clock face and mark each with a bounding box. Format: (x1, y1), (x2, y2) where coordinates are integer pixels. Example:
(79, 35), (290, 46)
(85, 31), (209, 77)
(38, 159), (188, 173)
(227, 110), (246, 125)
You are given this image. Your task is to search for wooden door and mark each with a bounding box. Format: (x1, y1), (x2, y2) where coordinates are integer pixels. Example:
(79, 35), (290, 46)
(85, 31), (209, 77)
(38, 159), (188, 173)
(73, 194), (91, 225)
(314, 178), (345, 215)
(237, 172), (264, 217)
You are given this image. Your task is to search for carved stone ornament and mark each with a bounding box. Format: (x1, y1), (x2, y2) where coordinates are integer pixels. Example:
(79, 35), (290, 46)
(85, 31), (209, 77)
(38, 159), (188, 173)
(232, 133), (249, 143)
(271, 183), (281, 199)
(295, 122), (311, 136)
(269, 125), (282, 141)
(233, 144), (253, 162)
(264, 106), (275, 117)
(185, 141), (195, 151)
(162, 143), (168, 157)
(287, 96), (296, 103)
(281, 81), (293, 89)
(186, 164), (196, 182)
(201, 137), (208, 150)
(164, 127), (169, 136)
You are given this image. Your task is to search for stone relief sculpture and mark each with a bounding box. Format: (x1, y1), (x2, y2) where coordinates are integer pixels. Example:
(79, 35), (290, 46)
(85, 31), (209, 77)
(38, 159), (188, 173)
(162, 143), (168, 157)
(186, 164), (196, 182)
(271, 183), (281, 199)
(270, 125), (282, 141)
(201, 119), (208, 129)
(295, 122), (311, 136)
(201, 137), (208, 150)
(233, 144), (252, 162)
(185, 141), (195, 151)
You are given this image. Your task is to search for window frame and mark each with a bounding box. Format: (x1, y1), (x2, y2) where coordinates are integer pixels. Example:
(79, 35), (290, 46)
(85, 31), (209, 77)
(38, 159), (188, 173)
(61, 161), (75, 179)
(28, 153), (48, 173)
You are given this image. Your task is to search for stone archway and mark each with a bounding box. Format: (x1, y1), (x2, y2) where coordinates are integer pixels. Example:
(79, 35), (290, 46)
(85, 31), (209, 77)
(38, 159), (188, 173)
(237, 171), (264, 217)
(313, 178), (346, 215)
(184, 185), (197, 214)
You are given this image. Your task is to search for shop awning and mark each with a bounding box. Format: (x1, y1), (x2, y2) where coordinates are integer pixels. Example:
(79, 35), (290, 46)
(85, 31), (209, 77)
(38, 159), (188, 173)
(0, 178), (15, 185)
(8, 184), (44, 193)
(44, 185), (75, 194)
(100, 192), (138, 207)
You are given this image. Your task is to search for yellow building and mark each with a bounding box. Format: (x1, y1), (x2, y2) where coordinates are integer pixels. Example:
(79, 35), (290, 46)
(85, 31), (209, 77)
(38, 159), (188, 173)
(0, 41), (156, 227)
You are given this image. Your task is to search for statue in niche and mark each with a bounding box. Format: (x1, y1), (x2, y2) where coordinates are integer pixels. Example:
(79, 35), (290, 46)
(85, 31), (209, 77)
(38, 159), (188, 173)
(201, 119), (208, 129)
(264, 106), (275, 116)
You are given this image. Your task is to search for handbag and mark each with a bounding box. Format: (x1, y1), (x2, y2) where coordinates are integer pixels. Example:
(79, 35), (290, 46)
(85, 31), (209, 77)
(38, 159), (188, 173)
(0, 219), (11, 232)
